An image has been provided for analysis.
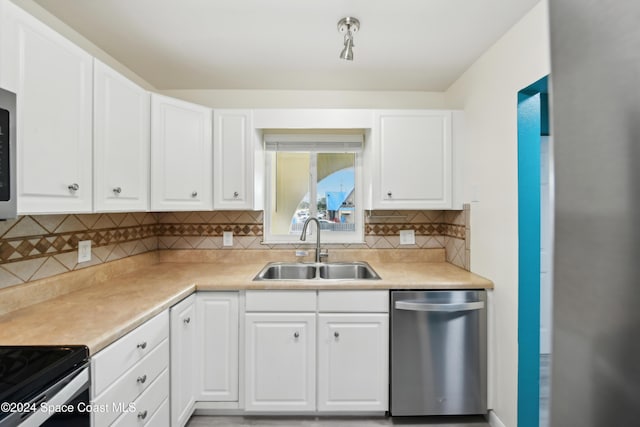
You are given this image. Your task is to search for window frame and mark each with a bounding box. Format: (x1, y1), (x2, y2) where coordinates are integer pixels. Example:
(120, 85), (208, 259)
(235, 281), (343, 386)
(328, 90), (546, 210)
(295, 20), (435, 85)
(263, 149), (364, 244)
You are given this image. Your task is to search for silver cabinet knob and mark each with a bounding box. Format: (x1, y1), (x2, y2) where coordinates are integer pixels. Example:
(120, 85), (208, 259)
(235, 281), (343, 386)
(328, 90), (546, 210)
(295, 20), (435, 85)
(137, 410), (148, 420)
(183, 317), (191, 324)
(233, 191), (239, 198)
(334, 331), (340, 338)
(68, 183), (79, 192)
(113, 187), (122, 194)
(387, 191), (392, 198)
(293, 332), (300, 338)
(136, 342), (147, 350)
(136, 374), (147, 384)
(191, 191), (198, 197)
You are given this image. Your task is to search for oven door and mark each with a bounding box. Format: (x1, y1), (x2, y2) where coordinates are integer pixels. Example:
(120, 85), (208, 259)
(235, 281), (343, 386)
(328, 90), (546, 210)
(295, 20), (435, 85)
(11, 366), (90, 427)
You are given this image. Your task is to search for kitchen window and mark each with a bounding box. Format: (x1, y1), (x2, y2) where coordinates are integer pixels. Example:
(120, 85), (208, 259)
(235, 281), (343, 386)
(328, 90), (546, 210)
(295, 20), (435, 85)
(263, 133), (364, 244)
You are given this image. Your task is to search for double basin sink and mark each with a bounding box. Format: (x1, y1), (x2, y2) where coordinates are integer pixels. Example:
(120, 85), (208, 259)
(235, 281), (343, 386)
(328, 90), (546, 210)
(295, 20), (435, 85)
(254, 261), (381, 281)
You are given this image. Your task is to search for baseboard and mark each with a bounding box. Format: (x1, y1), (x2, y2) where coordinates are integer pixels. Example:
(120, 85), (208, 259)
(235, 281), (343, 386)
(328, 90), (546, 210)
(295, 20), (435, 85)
(488, 410), (507, 427)
(193, 409), (386, 417)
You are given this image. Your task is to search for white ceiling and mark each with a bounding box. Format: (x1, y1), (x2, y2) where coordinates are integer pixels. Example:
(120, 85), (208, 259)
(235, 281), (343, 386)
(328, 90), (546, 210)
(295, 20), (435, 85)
(33, 0), (540, 91)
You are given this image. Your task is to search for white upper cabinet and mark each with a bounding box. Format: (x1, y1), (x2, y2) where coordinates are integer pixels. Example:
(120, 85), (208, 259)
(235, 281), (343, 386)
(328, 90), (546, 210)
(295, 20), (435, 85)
(93, 59), (150, 212)
(371, 110), (454, 210)
(0, 0), (7, 87)
(151, 94), (212, 211)
(2, 1), (93, 213)
(213, 109), (254, 210)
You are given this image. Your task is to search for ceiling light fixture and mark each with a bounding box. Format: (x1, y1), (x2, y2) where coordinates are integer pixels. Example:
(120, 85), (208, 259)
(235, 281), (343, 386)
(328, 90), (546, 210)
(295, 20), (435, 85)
(337, 17), (360, 61)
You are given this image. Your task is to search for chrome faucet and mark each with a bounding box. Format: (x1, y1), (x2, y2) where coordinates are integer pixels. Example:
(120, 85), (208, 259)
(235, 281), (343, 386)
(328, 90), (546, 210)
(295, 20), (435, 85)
(300, 217), (328, 263)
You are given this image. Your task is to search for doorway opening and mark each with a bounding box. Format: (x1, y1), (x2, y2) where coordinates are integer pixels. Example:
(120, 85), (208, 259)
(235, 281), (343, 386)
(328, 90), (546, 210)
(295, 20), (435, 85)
(517, 75), (551, 427)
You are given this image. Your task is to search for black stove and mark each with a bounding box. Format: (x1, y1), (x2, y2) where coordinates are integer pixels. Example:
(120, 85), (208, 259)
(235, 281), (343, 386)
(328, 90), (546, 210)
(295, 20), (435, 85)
(0, 346), (89, 426)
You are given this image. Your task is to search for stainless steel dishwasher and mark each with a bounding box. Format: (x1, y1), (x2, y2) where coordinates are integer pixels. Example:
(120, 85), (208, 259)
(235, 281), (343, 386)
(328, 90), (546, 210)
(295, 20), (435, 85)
(390, 290), (487, 416)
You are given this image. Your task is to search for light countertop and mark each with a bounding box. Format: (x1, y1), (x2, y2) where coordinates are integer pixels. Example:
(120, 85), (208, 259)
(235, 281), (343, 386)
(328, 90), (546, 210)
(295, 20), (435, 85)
(0, 249), (492, 355)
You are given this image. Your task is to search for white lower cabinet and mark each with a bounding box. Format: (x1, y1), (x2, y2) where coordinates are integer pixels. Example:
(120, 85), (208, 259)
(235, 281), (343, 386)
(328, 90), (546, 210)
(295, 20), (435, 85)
(146, 398), (170, 427)
(98, 290), (388, 426)
(317, 314), (389, 411)
(244, 312), (316, 411)
(196, 292), (239, 402)
(90, 311), (169, 427)
(93, 340), (169, 427)
(111, 369), (170, 427)
(169, 292), (240, 426)
(170, 295), (197, 427)
(243, 290), (388, 414)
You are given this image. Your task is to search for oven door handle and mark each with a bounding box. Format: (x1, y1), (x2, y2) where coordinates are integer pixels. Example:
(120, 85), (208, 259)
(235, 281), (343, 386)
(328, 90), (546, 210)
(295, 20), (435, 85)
(394, 300), (485, 312)
(20, 367), (89, 427)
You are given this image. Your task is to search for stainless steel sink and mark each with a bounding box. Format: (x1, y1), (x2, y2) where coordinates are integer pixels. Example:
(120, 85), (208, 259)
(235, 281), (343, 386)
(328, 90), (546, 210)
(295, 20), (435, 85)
(318, 262), (381, 280)
(254, 263), (317, 280)
(253, 262), (380, 281)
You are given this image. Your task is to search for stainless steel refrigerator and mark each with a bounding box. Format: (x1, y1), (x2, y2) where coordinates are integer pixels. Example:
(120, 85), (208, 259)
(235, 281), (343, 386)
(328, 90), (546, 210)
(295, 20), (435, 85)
(549, 1), (640, 425)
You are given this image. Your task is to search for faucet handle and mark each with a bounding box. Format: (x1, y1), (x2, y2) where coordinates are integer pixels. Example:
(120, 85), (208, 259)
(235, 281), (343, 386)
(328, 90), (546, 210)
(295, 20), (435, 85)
(319, 249), (329, 263)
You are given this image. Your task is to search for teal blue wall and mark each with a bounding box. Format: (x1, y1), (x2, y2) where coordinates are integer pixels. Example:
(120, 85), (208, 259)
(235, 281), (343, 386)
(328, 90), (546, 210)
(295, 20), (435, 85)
(517, 75), (548, 427)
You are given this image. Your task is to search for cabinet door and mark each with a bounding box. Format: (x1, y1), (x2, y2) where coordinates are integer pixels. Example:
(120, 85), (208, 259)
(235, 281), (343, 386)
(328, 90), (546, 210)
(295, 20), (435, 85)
(213, 109), (254, 210)
(2, 2), (93, 213)
(318, 313), (389, 412)
(0, 1), (7, 87)
(245, 313), (316, 411)
(170, 295), (197, 427)
(373, 110), (452, 209)
(196, 292), (239, 402)
(94, 59), (150, 212)
(151, 94), (212, 211)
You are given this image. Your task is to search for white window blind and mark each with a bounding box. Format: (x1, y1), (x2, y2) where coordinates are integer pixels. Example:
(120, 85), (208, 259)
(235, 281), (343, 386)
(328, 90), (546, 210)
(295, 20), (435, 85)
(264, 134), (363, 152)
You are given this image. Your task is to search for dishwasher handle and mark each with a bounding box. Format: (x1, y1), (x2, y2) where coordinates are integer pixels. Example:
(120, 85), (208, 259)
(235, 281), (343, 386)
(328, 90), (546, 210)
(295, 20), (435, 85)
(394, 300), (485, 312)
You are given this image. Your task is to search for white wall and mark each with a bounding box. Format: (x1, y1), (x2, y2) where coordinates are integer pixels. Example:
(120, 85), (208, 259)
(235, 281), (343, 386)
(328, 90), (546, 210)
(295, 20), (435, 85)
(445, 2), (550, 426)
(160, 89), (448, 109)
(9, 0), (155, 90)
(6, 0), (550, 423)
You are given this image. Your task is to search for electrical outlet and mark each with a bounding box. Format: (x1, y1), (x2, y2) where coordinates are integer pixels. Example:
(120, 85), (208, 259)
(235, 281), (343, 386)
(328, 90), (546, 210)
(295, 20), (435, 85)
(399, 230), (416, 245)
(223, 231), (233, 247)
(78, 240), (91, 263)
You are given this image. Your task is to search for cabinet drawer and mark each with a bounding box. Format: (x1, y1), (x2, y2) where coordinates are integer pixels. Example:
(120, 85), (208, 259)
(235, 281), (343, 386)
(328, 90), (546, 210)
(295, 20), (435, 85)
(92, 339), (169, 427)
(245, 290), (316, 312)
(111, 368), (169, 427)
(92, 311), (169, 396)
(146, 397), (169, 427)
(318, 291), (389, 313)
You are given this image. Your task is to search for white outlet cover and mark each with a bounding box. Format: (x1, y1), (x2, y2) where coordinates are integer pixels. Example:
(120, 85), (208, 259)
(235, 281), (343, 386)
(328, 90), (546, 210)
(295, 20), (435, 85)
(399, 229), (416, 245)
(78, 240), (92, 263)
(223, 231), (233, 247)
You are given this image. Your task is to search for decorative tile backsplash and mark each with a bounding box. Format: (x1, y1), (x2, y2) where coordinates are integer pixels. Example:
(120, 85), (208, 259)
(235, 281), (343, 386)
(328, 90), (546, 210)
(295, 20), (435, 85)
(155, 208), (470, 270)
(0, 213), (159, 290)
(444, 206), (470, 270)
(156, 211), (264, 250)
(0, 206), (470, 290)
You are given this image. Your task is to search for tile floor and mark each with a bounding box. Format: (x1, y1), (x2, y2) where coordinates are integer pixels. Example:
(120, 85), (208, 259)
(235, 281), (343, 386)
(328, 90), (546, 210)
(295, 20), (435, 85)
(186, 415), (490, 427)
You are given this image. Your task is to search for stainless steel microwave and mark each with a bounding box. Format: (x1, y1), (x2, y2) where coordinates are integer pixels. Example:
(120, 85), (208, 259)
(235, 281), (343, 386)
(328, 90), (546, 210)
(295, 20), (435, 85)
(0, 88), (16, 220)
